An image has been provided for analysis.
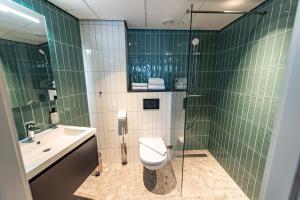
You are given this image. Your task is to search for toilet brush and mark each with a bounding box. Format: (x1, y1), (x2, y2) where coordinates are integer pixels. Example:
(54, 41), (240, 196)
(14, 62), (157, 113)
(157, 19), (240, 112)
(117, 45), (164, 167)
(121, 126), (127, 165)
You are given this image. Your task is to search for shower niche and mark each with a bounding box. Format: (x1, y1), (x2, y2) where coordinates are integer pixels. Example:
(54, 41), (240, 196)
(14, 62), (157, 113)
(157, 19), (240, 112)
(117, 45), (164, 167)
(0, 2), (55, 108)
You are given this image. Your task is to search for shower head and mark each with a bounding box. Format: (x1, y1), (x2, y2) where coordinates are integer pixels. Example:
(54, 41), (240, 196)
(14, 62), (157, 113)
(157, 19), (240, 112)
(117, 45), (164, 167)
(38, 49), (48, 66)
(38, 49), (45, 55)
(192, 38), (199, 46)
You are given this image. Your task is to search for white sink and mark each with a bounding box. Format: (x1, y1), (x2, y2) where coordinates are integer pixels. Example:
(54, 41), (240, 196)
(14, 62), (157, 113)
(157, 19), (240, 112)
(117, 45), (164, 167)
(19, 125), (96, 180)
(63, 128), (86, 136)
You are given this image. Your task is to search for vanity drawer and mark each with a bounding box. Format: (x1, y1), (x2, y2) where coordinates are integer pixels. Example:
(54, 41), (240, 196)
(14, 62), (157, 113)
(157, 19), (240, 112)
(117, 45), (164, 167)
(29, 135), (98, 200)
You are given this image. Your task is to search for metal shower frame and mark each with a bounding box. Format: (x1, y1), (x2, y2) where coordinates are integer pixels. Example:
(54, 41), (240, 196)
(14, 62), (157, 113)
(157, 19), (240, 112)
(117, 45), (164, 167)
(186, 9), (267, 16)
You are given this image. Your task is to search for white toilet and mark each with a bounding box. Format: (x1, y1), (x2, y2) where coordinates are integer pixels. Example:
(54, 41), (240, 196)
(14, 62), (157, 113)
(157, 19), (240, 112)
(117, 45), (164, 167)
(139, 137), (168, 170)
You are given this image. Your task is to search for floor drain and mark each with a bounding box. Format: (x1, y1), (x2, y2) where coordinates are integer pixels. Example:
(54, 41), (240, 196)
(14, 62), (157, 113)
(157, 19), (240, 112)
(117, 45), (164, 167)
(184, 153), (208, 158)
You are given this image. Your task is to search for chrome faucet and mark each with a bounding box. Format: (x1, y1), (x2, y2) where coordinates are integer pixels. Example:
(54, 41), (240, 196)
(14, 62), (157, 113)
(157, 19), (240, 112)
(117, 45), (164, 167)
(25, 122), (39, 142)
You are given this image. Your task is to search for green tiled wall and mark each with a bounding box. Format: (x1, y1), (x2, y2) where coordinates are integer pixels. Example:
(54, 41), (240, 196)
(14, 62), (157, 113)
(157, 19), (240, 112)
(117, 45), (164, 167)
(10, 0), (90, 139)
(127, 30), (217, 90)
(0, 39), (52, 108)
(208, 0), (298, 199)
(127, 29), (189, 90)
(0, 39), (56, 139)
(184, 31), (218, 150)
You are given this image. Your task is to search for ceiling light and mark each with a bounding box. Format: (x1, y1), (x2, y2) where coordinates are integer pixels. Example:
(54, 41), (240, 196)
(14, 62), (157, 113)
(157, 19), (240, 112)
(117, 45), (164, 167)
(0, 4), (40, 23)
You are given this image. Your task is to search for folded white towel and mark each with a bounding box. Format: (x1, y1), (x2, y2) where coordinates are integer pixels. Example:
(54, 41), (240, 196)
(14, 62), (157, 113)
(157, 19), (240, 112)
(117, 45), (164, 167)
(148, 85), (165, 90)
(148, 78), (164, 86)
(132, 82), (148, 87)
(132, 86), (148, 90)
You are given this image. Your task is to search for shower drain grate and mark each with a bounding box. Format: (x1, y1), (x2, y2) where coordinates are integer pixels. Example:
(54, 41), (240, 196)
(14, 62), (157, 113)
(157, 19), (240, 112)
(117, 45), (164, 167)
(184, 153), (208, 158)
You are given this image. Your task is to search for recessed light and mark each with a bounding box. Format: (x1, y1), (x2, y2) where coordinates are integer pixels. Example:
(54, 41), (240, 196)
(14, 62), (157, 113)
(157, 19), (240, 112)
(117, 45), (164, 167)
(0, 4), (40, 23)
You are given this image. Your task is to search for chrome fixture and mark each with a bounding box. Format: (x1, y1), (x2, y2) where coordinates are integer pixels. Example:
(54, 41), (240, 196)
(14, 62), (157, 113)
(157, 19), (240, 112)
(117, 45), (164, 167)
(192, 38), (199, 46)
(38, 49), (45, 55)
(189, 37), (200, 94)
(191, 37), (200, 55)
(25, 122), (36, 142)
(38, 48), (48, 65)
(25, 122), (41, 142)
(38, 48), (48, 63)
(186, 9), (267, 16)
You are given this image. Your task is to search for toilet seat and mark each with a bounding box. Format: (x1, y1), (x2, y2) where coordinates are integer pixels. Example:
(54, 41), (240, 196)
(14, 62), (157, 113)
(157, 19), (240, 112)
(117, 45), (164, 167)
(139, 138), (168, 170)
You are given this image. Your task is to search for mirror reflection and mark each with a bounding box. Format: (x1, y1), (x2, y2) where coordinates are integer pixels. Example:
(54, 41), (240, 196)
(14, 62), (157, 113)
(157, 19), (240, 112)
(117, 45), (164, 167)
(0, 0), (56, 140)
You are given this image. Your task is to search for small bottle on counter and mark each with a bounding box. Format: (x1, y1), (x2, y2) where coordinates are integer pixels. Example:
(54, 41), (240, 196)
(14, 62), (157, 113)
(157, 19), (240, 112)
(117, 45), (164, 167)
(50, 108), (60, 125)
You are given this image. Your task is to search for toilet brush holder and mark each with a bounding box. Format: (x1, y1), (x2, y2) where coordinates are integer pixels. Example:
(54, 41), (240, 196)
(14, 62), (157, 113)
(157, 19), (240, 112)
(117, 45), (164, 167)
(121, 142), (127, 165)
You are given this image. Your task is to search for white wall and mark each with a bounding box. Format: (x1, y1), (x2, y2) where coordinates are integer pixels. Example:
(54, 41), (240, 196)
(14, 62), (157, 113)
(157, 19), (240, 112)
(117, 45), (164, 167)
(80, 20), (182, 164)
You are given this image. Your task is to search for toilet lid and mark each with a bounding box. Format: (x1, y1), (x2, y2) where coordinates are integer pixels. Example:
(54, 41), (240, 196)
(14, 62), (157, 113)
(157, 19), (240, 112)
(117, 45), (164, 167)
(139, 138), (167, 166)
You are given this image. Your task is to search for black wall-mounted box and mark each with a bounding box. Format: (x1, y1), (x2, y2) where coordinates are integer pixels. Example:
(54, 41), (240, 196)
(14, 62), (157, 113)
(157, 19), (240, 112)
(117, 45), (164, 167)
(143, 99), (160, 109)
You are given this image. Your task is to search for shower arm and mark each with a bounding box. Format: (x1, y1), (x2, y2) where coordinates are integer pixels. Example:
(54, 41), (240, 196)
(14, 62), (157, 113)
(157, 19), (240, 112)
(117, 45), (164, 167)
(186, 10), (267, 15)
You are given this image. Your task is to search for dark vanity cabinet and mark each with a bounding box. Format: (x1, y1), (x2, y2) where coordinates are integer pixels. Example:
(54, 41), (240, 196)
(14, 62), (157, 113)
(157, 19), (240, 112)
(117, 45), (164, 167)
(29, 136), (98, 200)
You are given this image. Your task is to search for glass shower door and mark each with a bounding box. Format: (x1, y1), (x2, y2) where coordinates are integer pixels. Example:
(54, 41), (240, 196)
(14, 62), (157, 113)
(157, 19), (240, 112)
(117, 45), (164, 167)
(180, 3), (213, 195)
(168, 7), (192, 196)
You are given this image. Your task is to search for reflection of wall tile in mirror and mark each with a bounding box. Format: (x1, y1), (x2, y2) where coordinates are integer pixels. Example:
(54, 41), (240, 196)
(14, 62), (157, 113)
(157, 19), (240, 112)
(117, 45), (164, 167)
(0, 38), (55, 140)
(8, 0), (91, 140)
(0, 39), (49, 107)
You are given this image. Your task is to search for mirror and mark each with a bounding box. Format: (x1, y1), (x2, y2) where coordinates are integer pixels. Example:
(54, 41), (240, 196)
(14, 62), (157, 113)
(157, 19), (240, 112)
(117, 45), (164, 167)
(0, 0), (57, 140)
(0, 0), (56, 109)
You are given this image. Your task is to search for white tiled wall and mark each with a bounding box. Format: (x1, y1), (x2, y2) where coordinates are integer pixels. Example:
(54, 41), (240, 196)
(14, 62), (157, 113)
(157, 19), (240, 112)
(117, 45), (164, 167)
(80, 20), (178, 164)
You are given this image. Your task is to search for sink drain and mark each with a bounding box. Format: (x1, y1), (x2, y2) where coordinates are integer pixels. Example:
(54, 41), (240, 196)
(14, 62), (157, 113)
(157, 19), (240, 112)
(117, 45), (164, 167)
(42, 148), (51, 152)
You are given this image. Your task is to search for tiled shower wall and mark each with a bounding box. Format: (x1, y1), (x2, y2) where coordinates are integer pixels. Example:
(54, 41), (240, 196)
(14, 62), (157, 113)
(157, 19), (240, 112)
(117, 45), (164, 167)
(11, 0), (90, 138)
(127, 29), (218, 150)
(185, 31), (218, 150)
(208, 0), (298, 199)
(80, 20), (182, 163)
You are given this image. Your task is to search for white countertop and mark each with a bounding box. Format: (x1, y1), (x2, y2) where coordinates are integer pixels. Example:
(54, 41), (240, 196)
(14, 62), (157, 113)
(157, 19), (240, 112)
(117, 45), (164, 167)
(19, 125), (96, 180)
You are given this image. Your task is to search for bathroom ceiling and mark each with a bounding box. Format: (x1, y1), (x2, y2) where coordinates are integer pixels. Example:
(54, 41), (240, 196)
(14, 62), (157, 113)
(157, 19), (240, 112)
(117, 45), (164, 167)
(48, 0), (266, 30)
